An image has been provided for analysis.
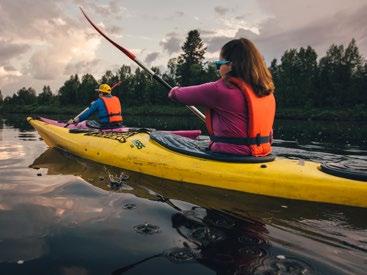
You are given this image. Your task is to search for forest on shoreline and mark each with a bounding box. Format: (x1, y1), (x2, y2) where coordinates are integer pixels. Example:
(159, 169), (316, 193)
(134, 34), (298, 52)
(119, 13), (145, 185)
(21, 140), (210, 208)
(1, 31), (366, 121)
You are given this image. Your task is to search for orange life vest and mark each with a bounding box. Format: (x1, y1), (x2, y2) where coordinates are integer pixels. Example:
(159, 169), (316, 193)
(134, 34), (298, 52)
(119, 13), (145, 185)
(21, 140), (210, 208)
(100, 96), (123, 123)
(205, 77), (275, 157)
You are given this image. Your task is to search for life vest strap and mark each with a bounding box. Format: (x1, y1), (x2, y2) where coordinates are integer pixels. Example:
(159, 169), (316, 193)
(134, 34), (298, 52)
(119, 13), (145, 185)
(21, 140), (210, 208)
(209, 134), (271, 146)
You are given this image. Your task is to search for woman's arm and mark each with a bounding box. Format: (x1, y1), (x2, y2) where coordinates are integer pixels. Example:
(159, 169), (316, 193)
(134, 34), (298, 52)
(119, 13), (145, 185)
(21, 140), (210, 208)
(168, 81), (220, 108)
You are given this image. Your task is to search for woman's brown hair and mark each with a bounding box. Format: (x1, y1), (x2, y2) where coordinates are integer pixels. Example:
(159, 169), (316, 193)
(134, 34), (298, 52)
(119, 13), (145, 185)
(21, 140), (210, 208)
(221, 38), (275, 96)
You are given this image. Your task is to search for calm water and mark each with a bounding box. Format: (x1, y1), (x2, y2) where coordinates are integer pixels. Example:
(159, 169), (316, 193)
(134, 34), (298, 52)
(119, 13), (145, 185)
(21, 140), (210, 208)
(1, 115), (367, 275)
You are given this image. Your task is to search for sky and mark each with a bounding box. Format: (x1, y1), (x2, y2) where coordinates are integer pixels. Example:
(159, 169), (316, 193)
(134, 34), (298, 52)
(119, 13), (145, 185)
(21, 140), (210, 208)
(1, 0), (366, 96)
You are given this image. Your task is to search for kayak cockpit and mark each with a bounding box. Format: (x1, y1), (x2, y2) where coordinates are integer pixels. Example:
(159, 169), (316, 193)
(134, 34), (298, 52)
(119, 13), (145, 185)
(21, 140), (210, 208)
(150, 131), (275, 163)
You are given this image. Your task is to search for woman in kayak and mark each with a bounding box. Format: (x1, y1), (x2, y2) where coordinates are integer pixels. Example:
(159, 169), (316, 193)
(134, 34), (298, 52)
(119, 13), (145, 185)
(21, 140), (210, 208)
(67, 83), (123, 129)
(169, 38), (275, 156)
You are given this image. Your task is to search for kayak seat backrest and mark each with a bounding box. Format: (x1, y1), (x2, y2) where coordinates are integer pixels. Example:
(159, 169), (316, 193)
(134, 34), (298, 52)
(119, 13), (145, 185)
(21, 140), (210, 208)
(150, 131), (275, 163)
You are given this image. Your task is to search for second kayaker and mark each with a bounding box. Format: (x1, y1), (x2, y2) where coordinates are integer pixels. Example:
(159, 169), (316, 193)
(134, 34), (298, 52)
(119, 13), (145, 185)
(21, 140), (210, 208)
(67, 83), (123, 129)
(169, 38), (275, 156)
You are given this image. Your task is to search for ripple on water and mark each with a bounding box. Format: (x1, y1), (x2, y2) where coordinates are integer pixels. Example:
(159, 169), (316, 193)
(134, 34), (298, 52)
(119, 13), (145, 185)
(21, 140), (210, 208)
(43, 181), (104, 198)
(121, 202), (137, 209)
(163, 247), (196, 263)
(18, 133), (37, 141)
(238, 235), (267, 246)
(203, 212), (237, 229)
(133, 223), (161, 235)
(238, 247), (266, 258)
(190, 227), (227, 244)
(251, 256), (313, 275)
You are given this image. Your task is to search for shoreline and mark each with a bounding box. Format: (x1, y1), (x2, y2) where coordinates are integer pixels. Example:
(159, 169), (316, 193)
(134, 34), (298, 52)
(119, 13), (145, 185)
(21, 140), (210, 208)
(1, 104), (366, 122)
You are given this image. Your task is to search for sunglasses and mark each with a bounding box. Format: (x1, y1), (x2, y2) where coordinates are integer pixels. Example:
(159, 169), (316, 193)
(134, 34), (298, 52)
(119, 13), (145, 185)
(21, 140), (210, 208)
(212, 60), (231, 70)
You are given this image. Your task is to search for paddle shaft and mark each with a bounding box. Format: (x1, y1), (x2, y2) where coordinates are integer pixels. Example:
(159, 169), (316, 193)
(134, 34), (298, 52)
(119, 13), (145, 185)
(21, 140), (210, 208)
(64, 107), (88, 128)
(80, 7), (205, 122)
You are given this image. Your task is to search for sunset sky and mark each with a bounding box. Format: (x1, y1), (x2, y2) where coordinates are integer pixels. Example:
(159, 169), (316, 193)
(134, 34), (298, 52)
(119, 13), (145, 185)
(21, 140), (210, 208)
(1, 0), (366, 96)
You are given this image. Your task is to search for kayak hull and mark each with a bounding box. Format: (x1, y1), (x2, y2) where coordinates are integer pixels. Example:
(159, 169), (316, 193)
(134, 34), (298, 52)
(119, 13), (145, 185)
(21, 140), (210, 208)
(28, 117), (367, 208)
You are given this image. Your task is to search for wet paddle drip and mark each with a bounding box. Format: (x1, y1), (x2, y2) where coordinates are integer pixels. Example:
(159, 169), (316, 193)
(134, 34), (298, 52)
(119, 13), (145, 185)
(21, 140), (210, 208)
(83, 128), (151, 143)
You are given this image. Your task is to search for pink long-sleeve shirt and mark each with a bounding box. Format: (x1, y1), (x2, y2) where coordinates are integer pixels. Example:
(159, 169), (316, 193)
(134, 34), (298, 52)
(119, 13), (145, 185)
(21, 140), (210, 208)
(169, 78), (251, 155)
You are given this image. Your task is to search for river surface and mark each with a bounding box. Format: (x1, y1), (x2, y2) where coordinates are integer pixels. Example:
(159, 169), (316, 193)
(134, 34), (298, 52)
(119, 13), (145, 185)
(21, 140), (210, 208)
(1, 115), (367, 275)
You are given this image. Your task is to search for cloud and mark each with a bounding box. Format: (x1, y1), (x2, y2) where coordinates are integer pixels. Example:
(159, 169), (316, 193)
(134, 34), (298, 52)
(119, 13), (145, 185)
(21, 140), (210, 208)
(197, 29), (217, 37)
(0, 40), (31, 62)
(26, 27), (101, 80)
(163, 11), (185, 21)
(175, 11), (185, 17)
(64, 59), (102, 76)
(0, 0), (103, 92)
(73, 0), (129, 19)
(106, 25), (123, 35)
(0, 66), (23, 93)
(202, 3), (367, 62)
(0, 1), (65, 40)
(257, 0), (366, 30)
(235, 14), (252, 20)
(203, 36), (230, 53)
(28, 51), (62, 80)
(0, 66), (22, 78)
(144, 52), (159, 64)
(214, 6), (229, 16)
(253, 4), (367, 61)
(159, 33), (182, 55)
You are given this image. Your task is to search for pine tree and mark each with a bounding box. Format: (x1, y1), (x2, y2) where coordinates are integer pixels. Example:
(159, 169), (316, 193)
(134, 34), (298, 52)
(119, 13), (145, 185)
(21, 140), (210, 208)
(176, 30), (207, 86)
(318, 39), (364, 107)
(78, 74), (98, 105)
(58, 74), (81, 105)
(38, 86), (53, 104)
(13, 87), (37, 105)
(116, 65), (133, 104)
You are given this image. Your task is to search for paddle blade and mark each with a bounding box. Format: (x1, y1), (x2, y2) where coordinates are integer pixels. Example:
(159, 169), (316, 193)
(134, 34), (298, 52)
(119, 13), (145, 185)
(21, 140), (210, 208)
(79, 7), (136, 60)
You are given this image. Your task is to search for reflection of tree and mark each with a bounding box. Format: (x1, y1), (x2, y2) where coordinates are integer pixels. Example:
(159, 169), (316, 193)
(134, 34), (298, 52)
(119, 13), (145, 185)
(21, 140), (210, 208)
(3, 114), (34, 131)
(170, 208), (268, 275)
(111, 192), (268, 275)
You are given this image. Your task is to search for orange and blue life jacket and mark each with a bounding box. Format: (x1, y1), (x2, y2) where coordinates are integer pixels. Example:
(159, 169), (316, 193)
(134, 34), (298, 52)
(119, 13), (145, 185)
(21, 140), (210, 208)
(78, 96), (123, 124)
(99, 96), (123, 123)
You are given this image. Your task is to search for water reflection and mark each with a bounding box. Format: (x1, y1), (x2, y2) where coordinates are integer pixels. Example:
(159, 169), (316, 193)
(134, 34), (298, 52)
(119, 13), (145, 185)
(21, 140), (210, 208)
(27, 148), (367, 274)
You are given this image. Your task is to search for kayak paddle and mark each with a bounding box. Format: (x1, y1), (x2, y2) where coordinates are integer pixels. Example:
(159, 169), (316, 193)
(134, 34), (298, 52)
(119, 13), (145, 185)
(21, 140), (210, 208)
(79, 7), (205, 122)
(64, 107), (89, 128)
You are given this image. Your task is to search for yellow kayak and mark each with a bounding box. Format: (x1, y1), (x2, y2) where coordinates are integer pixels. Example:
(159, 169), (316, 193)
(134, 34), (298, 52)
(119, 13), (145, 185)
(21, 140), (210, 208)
(27, 117), (367, 208)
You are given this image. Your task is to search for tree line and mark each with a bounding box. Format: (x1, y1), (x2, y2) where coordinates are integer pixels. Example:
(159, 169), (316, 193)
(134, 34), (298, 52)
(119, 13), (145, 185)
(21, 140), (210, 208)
(1, 31), (366, 112)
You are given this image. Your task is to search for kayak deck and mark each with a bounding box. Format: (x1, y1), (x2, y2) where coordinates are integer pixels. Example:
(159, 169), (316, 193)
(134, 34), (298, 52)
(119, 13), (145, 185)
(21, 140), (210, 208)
(28, 117), (367, 208)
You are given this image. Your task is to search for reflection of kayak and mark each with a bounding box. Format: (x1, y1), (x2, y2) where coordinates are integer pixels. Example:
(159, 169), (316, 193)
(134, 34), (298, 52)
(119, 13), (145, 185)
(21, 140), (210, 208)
(28, 116), (367, 208)
(31, 148), (367, 225)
